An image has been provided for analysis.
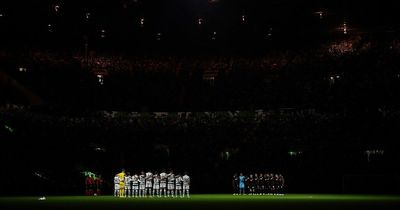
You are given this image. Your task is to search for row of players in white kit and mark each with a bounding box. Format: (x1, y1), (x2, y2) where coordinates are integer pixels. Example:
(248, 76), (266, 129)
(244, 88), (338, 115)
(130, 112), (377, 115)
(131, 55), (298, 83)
(114, 171), (191, 198)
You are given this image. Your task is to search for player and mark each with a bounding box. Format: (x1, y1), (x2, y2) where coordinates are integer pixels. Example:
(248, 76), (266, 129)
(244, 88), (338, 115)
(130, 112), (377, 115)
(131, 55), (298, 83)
(274, 174), (280, 195)
(95, 175), (103, 196)
(167, 171), (175, 197)
(246, 174), (254, 195)
(124, 172), (131, 197)
(232, 173), (239, 195)
(114, 174), (120, 197)
(131, 173), (139, 197)
(175, 174), (183, 198)
(85, 174), (92, 196)
(160, 171), (167, 197)
(254, 174), (259, 195)
(139, 171), (146, 197)
(265, 173), (271, 195)
(152, 174), (160, 197)
(239, 173), (245, 195)
(117, 169), (126, 197)
(270, 173), (276, 195)
(145, 171), (153, 197)
(278, 174), (285, 195)
(182, 172), (190, 198)
(258, 173), (264, 195)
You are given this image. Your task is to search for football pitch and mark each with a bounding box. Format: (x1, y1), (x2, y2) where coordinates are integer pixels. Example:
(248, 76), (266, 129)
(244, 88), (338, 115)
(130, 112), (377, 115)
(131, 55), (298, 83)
(1, 194), (400, 210)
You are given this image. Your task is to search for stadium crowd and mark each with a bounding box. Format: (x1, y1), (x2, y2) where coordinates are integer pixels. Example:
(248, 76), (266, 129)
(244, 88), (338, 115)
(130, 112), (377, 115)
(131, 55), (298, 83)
(2, 35), (400, 111)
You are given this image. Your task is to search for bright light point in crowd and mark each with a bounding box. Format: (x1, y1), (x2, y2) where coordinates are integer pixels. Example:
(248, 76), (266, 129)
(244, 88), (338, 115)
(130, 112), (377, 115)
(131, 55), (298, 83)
(85, 12), (91, 20)
(156, 32), (162, 41)
(140, 18), (145, 26)
(212, 31), (217, 40)
(54, 5), (60, 13)
(241, 15), (246, 23)
(0, 13), (3, 17)
(95, 147), (105, 152)
(100, 29), (106, 38)
(198, 18), (203, 25)
(288, 151), (303, 156)
(4, 124), (14, 133)
(48, 24), (53, 32)
(97, 75), (104, 85)
(267, 28), (273, 37)
(315, 11), (324, 19)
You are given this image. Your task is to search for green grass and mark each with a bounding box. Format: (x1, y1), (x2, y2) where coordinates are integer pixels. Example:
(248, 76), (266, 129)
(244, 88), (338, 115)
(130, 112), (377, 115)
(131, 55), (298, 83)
(1, 194), (400, 210)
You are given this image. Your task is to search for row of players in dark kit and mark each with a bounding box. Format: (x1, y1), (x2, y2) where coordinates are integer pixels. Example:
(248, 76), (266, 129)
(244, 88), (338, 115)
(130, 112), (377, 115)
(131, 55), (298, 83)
(233, 173), (285, 195)
(85, 174), (103, 196)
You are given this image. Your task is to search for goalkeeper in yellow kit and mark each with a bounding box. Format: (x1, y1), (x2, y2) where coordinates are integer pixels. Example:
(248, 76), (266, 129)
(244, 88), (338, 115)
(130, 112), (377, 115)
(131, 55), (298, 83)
(117, 169), (126, 197)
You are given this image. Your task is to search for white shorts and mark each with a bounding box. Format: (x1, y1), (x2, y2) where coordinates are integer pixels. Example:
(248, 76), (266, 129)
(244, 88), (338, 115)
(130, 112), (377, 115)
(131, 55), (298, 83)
(175, 186), (182, 190)
(168, 184), (175, 190)
(114, 184), (120, 190)
(153, 185), (160, 190)
(160, 183), (167, 188)
(125, 185), (131, 190)
(133, 185), (139, 190)
(140, 184), (145, 190)
(146, 182), (152, 188)
(183, 185), (190, 190)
